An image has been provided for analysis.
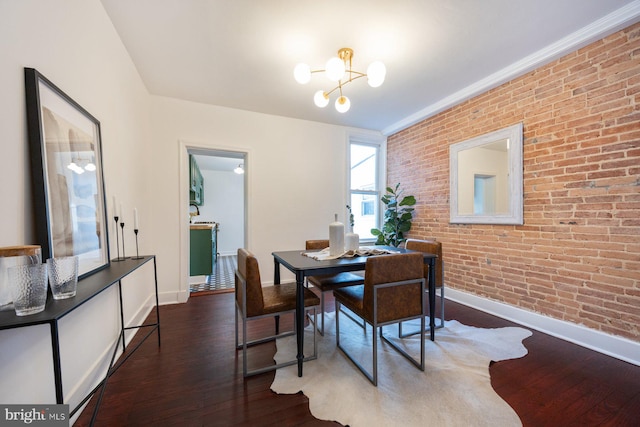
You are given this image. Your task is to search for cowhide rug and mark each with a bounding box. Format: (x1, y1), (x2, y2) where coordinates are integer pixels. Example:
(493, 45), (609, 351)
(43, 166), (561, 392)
(271, 312), (531, 426)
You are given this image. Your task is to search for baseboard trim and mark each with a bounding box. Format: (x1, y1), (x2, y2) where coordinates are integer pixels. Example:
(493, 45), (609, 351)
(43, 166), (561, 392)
(160, 289), (189, 305)
(446, 288), (640, 366)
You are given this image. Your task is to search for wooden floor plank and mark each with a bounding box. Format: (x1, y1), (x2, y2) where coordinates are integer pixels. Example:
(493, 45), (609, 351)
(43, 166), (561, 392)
(75, 293), (640, 426)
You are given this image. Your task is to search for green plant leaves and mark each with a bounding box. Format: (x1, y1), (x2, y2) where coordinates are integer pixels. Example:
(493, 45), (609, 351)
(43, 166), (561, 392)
(399, 195), (416, 206)
(369, 183), (416, 247)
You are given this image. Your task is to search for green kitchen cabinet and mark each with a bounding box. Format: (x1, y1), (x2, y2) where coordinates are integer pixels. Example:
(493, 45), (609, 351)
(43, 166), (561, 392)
(190, 224), (217, 276)
(189, 154), (204, 206)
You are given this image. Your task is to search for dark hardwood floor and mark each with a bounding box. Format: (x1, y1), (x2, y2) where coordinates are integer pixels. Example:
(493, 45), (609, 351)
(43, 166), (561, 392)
(75, 292), (640, 426)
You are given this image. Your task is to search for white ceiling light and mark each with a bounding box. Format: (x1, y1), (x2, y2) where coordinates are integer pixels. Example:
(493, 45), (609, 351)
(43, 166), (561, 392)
(335, 95), (351, 113)
(67, 162), (84, 174)
(294, 47), (385, 114)
(67, 158), (96, 174)
(293, 63), (311, 84)
(314, 90), (330, 108)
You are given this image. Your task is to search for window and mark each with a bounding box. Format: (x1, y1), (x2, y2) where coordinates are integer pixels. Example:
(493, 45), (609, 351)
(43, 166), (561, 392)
(348, 136), (384, 240)
(361, 199), (375, 216)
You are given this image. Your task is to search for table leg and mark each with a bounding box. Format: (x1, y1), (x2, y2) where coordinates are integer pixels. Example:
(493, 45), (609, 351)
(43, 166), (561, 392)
(273, 260), (281, 334)
(428, 257), (436, 341)
(50, 321), (64, 403)
(295, 271), (305, 377)
(273, 258), (281, 284)
(153, 256), (161, 347)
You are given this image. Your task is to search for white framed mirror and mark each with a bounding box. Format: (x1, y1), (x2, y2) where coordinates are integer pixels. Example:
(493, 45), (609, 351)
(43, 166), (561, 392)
(450, 122), (523, 225)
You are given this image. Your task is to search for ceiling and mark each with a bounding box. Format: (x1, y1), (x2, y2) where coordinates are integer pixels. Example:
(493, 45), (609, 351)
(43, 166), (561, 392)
(192, 153), (243, 172)
(100, 0), (640, 134)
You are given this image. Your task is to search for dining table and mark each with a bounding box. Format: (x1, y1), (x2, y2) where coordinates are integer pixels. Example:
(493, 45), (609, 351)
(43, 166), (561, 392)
(272, 245), (437, 377)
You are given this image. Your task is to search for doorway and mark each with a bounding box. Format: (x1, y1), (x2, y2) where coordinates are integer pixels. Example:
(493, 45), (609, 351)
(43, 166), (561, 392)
(187, 148), (246, 295)
(473, 174), (496, 215)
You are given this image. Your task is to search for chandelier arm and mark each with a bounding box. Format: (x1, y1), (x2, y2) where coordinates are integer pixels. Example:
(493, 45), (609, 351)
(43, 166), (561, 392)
(347, 70), (367, 77)
(310, 68), (366, 80)
(322, 72), (369, 97)
(342, 73), (367, 85)
(325, 85), (341, 97)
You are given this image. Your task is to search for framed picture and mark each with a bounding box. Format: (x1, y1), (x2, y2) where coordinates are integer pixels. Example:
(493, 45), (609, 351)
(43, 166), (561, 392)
(24, 68), (110, 279)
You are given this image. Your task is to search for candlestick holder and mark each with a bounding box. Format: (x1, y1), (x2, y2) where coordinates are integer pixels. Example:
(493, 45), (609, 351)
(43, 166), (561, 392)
(132, 229), (143, 260)
(119, 221), (129, 260)
(113, 216), (124, 261)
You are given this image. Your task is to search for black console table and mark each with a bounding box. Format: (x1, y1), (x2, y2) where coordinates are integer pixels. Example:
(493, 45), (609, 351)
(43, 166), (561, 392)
(0, 255), (160, 420)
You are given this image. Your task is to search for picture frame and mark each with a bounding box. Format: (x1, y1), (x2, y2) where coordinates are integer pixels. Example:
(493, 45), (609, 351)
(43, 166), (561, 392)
(24, 68), (110, 279)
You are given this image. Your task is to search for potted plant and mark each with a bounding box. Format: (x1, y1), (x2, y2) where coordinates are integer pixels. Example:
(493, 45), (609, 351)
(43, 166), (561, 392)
(371, 183), (416, 247)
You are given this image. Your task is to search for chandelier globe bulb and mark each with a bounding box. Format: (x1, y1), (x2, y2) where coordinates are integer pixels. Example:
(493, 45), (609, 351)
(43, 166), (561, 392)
(325, 57), (346, 81)
(314, 90), (330, 108)
(335, 95), (350, 113)
(367, 61), (386, 87)
(294, 63), (311, 84)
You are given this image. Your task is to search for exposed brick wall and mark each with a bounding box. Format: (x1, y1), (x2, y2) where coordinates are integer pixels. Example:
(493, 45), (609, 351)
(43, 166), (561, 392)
(387, 23), (640, 341)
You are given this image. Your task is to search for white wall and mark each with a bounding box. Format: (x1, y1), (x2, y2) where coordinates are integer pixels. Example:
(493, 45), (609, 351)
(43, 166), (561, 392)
(198, 169), (244, 256)
(149, 96), (385, 302)
(458, 147), (509, 214)
(0, 0), (385, 415)
(0, 0), (154, 418)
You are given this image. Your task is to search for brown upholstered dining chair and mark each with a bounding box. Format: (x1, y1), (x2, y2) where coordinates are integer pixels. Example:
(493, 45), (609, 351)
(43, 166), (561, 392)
(333, 252), (426, 386)
(305, 239), (364, 335)
(235, 248), (320, 377)
(399, 239), (445, 337)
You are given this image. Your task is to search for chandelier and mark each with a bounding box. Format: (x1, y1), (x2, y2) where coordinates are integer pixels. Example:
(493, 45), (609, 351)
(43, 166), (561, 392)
(67, 156), (96, 174)
(293, 48), (386, 113)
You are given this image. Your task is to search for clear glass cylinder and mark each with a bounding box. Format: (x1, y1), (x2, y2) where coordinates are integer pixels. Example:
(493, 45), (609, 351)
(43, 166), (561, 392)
(0, 245), (42, 309)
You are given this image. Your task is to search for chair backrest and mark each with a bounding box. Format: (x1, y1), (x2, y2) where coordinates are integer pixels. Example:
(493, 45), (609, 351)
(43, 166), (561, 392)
(306, 239), (329, 250)
(363, 253), (424, 323)
(236, 248), (264, 317)
(405, 239), (443, 288)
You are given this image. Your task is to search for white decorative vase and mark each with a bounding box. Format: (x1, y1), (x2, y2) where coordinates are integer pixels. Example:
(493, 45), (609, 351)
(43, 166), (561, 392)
(329, 214), (344, 256)
(345, 225), (359, 251)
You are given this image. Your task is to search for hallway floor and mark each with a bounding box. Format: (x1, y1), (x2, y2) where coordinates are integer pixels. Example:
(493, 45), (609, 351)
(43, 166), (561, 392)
(189, 254), (236, 294)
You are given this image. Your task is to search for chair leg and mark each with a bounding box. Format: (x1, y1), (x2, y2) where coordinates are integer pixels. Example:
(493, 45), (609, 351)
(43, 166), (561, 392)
(307, 290), (365, 336)
(311, 307), (318, 359)
(338, 303), (366, 331)
(320, 293), (325, 335)
(241, 308), (319, 377)
(307, 291), (326, 336)
(335, 301), (341, 346)
(372, 325), (378, 386)
(235, 304), (239, 349)
(381, 315), (425, 372)
(438, 286), (445, 328)
(397, 286), (445, 338)
(242, 307), (249, 377)
(335, 302), (377, 385)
